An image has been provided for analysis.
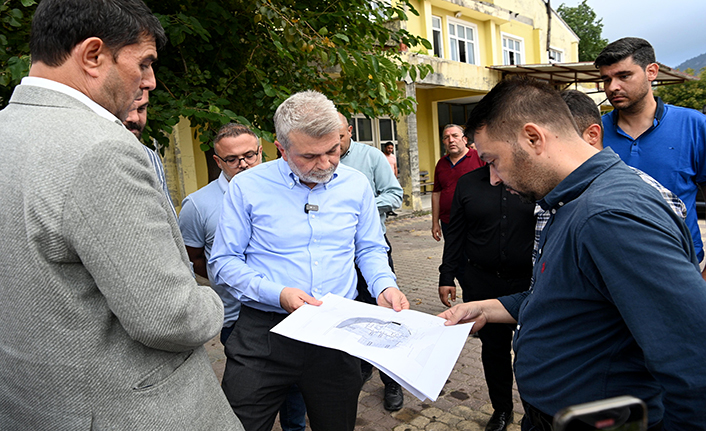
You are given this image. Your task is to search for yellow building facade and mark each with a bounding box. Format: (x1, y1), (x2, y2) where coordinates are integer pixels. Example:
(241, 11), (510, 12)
(395, 0), (579, 210)
(162, 0), (579, 213)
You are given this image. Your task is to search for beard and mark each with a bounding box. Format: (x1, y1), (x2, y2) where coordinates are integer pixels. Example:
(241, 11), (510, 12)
(502, 144), (556, 203)
(288, 160), (337, 184)
(124, 122), (143, 140)
(609, 81), (651, 114)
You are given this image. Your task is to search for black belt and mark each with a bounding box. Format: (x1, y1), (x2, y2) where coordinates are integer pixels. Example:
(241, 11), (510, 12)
(470, 262), (532, 280)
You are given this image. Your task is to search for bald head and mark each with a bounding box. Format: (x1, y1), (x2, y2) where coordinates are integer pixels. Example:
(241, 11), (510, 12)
(338, 112), (353, 155)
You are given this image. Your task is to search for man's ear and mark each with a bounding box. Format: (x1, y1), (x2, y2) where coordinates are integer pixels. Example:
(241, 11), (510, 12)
(582, 124), (602, 148)
(74, 37), (110, 78)
(521, 123), (545, 155)
(274, 141), (288, 161)
(645, 62), (659, 82)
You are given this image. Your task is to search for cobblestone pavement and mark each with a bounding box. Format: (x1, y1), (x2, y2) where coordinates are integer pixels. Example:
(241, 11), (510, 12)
(206, 213), (523, 431)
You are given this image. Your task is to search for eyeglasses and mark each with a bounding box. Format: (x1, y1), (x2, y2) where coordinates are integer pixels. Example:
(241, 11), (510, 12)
(215, 147), (260, 166)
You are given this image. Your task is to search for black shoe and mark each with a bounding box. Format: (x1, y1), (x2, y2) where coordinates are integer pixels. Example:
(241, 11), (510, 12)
(485, 410), (513, 431)
(386, 211), (397, 217)
(383, 382), (403, 411)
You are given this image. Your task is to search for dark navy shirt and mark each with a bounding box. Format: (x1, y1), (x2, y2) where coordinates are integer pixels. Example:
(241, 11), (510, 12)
(499, 149), (706, 428)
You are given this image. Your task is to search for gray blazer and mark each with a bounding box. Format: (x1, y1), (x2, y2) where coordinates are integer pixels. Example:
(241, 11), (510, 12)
(0, 85), (243, 430)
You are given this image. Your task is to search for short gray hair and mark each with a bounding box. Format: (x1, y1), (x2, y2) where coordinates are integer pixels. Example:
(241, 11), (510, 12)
(274, 91), (340, 149)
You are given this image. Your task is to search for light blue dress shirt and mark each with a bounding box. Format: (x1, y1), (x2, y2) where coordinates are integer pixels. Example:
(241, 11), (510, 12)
(179, 172), (240, 327)
(209, 158), (398, 314)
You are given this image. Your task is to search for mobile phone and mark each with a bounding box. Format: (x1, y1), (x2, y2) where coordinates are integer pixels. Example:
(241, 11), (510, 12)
(553, 396), (647, 431)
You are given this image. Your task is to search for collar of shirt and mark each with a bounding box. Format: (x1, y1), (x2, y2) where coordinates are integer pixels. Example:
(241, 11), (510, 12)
(217, 171), (229, 194)
(538, 148), (621, 213)
(445, 152), (468, 167)
(20, 76), (121, 125)
(276, 157), (338, 190)
(341, 140), (356, 160)
(609, 96), (665, 129)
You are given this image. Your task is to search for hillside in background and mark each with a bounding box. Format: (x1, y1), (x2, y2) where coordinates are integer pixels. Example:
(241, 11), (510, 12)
(676, 53), (706, 74)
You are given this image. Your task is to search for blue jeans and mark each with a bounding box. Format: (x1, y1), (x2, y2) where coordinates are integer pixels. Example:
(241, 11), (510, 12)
(279, 385), (307, 431)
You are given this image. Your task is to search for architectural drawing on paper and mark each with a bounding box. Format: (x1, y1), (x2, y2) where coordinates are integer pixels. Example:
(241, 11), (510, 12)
(336, 317), (411, 348)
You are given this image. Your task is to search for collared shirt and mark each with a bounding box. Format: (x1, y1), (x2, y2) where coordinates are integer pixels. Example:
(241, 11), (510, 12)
(21, 77), (176, 219)
(142, 146), (177, 219)
(532, 165), (687, 265)
(432, 150), (485, 224)
(179, 172), (239, 326)
(499, 149), (706, 428)
(439, 165), (535, 286)
(209, 158), (397, 314)
(20, 76), (120, 124)
(602, 96), (706, 260)
(340, 140), (403, 233)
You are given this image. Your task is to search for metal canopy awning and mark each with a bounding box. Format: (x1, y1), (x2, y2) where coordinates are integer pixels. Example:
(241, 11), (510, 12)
(487, 61), (698, 88)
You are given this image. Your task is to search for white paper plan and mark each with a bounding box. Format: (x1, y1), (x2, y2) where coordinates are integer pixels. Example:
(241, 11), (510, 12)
(270, 293), (474, 401)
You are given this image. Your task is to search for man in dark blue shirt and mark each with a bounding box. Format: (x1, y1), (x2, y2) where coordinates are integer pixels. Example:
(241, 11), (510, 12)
(439, 78), (706, 430)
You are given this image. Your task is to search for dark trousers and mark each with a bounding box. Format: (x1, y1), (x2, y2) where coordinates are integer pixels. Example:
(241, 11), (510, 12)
(462, 263), (531, 413)
(441, 221), (466, 290)
(222, 306), (362, 431)
(222, 323), (307, 431)
(355, 234), (396, 385)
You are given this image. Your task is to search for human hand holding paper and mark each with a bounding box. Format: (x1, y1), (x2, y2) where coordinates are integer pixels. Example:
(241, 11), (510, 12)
(377, 287), (409, 311)
(279, 287), (323, 313)
(271, 293), (473, 401)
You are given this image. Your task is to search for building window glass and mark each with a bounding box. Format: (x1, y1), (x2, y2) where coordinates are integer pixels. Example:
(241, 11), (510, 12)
(350, 116), (397, 149)
(448, 20), (477, 65)
(432, 16), (443, 58)
(502, 35), (523, 65)
(549, 48), (563, 63)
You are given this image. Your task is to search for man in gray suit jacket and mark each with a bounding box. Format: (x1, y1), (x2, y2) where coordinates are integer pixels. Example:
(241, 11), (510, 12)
(0, 0), (243, 429)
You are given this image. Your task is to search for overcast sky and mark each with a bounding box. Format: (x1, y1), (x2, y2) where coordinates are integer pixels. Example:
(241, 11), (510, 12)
(557, 0), (706, 68)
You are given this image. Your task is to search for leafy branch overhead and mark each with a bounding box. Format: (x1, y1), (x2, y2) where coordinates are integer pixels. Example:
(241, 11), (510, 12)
(1, 0), (433, 151)
(557, 0), (607, 62)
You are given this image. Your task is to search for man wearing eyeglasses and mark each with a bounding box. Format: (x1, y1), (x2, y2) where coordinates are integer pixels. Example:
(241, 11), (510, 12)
(179, 123), (262, 341)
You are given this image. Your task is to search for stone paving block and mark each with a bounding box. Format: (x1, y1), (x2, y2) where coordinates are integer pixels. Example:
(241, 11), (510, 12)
(425, 422), (453, 431)
(455, 420), (484, 431)
(434, 412), (463, 426)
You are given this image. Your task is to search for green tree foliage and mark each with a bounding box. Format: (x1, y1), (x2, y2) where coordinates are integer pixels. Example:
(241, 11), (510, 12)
(557, 0), (608, 62)
(0, 0), (35, 106)
(0, 0), (433, 150)
(654, 67), (706, 111)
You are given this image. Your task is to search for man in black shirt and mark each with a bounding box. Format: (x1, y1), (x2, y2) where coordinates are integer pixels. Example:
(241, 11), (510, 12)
(438, 164), (535, 431)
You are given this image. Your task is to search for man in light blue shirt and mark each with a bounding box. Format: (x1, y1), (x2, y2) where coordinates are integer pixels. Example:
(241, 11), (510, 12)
(210, 90), (409, 431)
(338, 112), (405, 410)
(181, 123), (307, 431)
(179, 123), (262, 342)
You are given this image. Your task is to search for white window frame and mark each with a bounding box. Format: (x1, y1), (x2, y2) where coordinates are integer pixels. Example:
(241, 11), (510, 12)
(431, 15), (444, 58)
(502, 33), (524, 66)
(446, 17), (479, 66)
(350, 115), (397, 150)
(549, 47), (564, 63)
